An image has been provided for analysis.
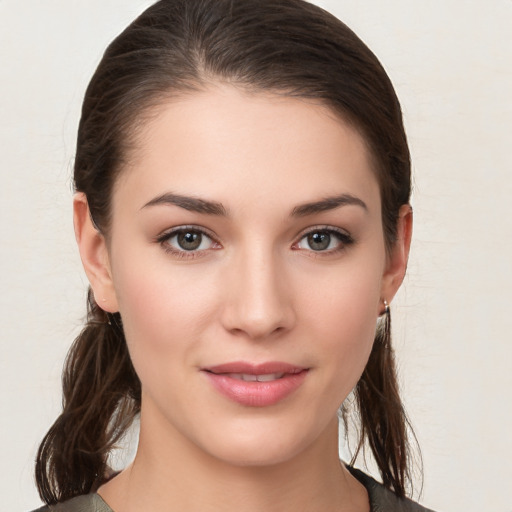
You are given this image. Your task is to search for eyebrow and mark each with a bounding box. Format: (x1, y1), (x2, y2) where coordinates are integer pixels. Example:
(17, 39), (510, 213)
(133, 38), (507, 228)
(141, 192), (367, 217)
(291, 194), (368, 217)
(142, 193), (228, 216)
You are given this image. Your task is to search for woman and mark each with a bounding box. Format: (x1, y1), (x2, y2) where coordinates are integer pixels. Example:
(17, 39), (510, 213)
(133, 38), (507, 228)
(33, 0), (435, 510)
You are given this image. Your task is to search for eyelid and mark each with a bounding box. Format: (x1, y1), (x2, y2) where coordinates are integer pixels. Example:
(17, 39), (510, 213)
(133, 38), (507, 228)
(295, 224), (352, 240)
(155, 224), (218, 242)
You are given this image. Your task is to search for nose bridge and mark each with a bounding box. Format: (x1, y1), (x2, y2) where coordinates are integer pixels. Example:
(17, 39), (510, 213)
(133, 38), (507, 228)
(221, 240), (294, 339)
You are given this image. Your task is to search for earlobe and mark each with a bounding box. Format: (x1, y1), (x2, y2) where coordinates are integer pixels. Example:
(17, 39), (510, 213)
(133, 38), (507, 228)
(73, 193), (119, 313)
(380, 204), (413, 305)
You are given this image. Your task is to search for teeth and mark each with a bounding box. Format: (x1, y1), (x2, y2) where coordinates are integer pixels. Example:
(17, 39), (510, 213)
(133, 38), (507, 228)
(256, 373), (285, 382)
(227, 373), (285, 382)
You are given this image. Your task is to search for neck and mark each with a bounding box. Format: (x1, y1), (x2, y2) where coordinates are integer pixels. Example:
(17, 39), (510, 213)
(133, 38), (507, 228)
(99, 407), (368, 512)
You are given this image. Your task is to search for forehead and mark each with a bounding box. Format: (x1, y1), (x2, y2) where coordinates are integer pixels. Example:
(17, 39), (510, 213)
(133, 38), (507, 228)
(114, 84), (380, 216)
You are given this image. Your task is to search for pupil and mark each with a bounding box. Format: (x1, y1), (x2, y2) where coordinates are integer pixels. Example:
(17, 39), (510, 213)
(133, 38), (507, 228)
(178, 231), (201, 250)
(308, 232), (330, 251)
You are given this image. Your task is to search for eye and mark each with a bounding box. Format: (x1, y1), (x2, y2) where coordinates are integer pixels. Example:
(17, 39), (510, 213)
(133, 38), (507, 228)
(295, 228), (353, 253)
(156, 226), (219, 255)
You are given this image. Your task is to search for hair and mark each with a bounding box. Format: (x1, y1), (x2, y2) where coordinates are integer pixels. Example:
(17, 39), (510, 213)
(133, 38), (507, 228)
(36, 0), (415, 505)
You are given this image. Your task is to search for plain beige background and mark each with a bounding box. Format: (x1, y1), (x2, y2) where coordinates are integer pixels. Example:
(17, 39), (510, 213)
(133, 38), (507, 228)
(1, 1), (511, 510)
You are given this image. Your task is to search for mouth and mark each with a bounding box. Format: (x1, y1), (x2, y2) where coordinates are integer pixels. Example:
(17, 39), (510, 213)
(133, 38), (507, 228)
(201, 362), (309, 407)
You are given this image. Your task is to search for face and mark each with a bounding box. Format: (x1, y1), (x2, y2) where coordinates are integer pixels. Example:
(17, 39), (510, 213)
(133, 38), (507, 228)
(77, 84), (409, 468)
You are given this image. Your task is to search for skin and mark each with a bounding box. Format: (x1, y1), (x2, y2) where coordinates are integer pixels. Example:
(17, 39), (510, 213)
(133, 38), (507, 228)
(74, 84), (412, 512)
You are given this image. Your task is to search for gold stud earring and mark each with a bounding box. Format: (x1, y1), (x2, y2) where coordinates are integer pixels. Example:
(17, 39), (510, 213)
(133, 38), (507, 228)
(380, 299), (390, 316)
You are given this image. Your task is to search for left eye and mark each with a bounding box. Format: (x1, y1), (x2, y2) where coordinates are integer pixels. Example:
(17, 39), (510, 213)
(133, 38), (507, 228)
(296, 230), (349, 252)
(163, 229), (215, 252)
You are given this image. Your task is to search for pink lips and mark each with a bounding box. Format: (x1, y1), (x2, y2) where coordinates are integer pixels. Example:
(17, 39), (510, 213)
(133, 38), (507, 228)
(201, 361), (309, 407)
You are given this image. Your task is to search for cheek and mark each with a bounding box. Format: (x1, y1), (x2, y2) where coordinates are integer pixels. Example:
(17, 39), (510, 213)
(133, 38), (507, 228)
(297, 261), (382, 393)
(111, 254), (220, 374)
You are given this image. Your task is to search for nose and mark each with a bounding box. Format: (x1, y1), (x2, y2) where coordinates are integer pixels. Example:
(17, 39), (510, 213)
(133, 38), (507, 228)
(220, 246), (296, 340)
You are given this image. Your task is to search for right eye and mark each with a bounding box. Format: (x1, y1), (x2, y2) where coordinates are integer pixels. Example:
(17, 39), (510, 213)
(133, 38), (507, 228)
(156, 226), (220, 257)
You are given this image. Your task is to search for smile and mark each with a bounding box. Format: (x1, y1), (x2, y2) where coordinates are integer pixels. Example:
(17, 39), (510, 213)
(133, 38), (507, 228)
(201, 362), (309, 407)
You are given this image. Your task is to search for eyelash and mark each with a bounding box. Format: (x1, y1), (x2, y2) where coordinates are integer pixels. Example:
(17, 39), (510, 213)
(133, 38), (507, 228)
(155, 225), (354, 260)
(155, 225), (220, 260)
(293, 226), (355, 256)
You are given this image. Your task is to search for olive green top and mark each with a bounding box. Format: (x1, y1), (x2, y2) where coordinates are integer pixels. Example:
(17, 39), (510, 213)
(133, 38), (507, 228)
(31, 493), (111, 512)
(31, 468), (436, 512)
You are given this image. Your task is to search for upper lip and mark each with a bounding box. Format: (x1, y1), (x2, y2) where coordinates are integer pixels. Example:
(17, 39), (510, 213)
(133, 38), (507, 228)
(202, 361), (307, 375)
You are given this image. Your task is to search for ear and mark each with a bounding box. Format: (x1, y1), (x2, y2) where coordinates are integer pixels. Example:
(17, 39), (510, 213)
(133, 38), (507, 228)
(380, 204), (413, 305)
(73, 193), (119, 313)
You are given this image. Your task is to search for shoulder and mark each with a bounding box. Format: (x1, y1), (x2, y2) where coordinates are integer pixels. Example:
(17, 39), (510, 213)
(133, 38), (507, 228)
(348, 466), (437, 512)
(29, 494), (112, 512)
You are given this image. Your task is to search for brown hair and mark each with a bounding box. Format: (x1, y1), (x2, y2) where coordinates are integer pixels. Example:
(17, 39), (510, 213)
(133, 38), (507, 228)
(36, 0), (415, 504)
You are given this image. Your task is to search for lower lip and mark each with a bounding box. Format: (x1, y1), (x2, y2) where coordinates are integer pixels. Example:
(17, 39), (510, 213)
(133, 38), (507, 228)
(203, 370), (308, 407)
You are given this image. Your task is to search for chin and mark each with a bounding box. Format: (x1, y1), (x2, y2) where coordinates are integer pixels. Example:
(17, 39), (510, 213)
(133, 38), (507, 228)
(196, 417), (330, 470)
(211, 443), (306, 469)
